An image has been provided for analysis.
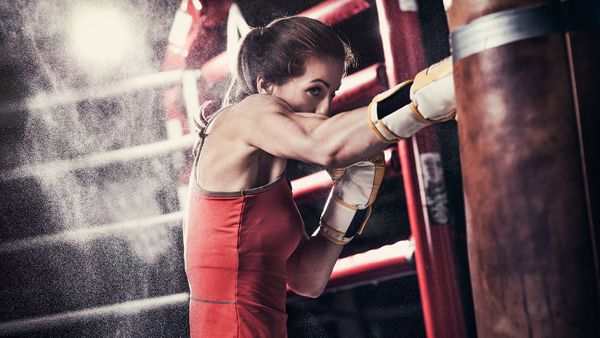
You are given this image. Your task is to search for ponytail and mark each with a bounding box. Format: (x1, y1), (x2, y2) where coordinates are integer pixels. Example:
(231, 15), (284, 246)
(223, 16), (355, 106)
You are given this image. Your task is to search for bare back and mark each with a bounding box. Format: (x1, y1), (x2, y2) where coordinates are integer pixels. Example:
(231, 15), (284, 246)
(194, 106), (287, 193)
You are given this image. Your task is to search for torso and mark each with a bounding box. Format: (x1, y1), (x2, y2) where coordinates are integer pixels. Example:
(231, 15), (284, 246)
(184, 104), (305, 337)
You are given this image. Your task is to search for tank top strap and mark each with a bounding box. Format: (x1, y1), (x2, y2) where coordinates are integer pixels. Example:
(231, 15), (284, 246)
(192, 106), (229, 186)
(191, 105), (289, 197)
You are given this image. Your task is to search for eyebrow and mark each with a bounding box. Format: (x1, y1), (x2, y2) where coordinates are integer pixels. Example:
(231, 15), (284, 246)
(310, 79), (330, 88)
(310, 79), (342, 91)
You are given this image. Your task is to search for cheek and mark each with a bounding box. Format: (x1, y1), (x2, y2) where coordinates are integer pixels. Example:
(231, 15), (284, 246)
(274, 87), (298, 107)
(278, 90), (314, 112)
(293, 98), (318, 113)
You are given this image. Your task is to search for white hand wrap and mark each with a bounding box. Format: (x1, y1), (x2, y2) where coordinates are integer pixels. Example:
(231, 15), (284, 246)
(368, 57), (456, 143)
(315, 153), (386, 245)
(410, 56), (456, 123)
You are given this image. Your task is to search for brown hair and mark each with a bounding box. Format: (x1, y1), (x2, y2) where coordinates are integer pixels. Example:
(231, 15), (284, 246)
(223, 16), (355, 105)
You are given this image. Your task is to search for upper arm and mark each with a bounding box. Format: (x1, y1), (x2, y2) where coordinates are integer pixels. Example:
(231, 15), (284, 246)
(229, 94), (385, 167)
(236, 95), (336, 165)
(286, 230), (309, 287)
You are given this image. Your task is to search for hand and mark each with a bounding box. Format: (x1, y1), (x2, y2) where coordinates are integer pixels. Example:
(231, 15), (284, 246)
(367, 57), (456, 143)
(315, 152), (386, 245)
(410, 56), (456, 122)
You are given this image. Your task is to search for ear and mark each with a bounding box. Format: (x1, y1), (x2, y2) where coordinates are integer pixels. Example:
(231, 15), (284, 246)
(256, 75), (273, 95)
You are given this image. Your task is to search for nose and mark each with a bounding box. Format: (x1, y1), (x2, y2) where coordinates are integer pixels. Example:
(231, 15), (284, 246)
(315, 97), (332, 116)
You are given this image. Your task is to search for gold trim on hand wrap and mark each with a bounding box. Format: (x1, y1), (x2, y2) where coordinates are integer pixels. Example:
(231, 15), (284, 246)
(367, 80), (413, 143)
(318, 220), (353, 245)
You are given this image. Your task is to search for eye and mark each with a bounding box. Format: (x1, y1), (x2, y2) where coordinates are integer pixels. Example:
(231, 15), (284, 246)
(307, 87), (322, 96)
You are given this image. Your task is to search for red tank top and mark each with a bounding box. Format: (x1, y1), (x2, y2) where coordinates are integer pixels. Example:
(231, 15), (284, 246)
(184, 172), (305, 337)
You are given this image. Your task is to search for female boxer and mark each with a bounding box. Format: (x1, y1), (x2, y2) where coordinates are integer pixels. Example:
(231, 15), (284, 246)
(184, 16), (454, 337)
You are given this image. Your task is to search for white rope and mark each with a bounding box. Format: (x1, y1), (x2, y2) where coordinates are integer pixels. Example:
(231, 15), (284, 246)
(226, 3), (250, 74)
(0, 70), (202, 115)
(0, 165), (330, 253)
(0, 134), (195, 182)
(324, 239), (416, 294)
(0, 241), (414, 335)
(182, 70), (202, 125)
(0, 148), (398, 253)
(0, 211), (184, 254)
(0, 293), (189, 336)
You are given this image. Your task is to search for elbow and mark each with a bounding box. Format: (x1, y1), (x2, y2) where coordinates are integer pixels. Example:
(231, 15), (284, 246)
(309, 286), (326, 298)
(315, 153), (336, 168)
(303, 290), (323, 299)
(302, 131), (350, 167)
(310, 142), (342, 168)
(318, 152), (353, 169)
(287, 276), (327, 298)
(289, 284), (325, 299)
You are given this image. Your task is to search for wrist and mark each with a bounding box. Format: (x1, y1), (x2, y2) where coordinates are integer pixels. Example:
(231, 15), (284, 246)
(316, 199), (373, 246)
(379, 104), (428, 140)
(316, 222), (352, 245)
(367, 81), (422, 143)
(320, 193), (358, 234)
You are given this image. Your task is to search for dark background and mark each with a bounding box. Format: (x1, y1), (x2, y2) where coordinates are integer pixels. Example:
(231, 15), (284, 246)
(0, 1), (473, 337)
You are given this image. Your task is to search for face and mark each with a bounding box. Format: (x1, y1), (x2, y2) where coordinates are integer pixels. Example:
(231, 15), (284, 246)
(260, 56), (345, 116)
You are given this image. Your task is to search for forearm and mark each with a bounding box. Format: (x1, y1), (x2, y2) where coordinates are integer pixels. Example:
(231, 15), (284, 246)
(242, 58), (454, 167)
(310, 106), (388, 167)
(286, 233), (343, 298)
(306, 59), (455, 167)
(286, 139), (386, 298)
(312, 57), (455, 165)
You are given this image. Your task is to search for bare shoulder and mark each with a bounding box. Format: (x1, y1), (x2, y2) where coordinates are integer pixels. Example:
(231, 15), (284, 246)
(235, 94), (294, 118)
(195, 105), (264, 191)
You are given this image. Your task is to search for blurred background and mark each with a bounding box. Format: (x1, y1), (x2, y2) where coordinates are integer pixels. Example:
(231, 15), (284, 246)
(0, 0), (472, 337)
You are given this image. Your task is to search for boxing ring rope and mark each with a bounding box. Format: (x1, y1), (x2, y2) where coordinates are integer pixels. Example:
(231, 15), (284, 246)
(0, 134), (195, 182)
(0, 69), (201, 182)
(0, 212), (184, 254)
(302, 0), (371, 24)
(0, 69), (202, 115)
(0, 240), (414, 336)
(0, 149), (399, 254)
(319, 239), (415, 293)
(0, 293), (190, 336)
(1, 61), (384, 184)
(332, 64), (387, 113)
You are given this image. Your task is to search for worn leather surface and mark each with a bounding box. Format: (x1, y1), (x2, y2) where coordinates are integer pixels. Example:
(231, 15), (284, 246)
(448, 1), (599, 336)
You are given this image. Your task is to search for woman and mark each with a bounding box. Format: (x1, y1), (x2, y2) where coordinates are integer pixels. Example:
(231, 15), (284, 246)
(184, 16), (455, 337)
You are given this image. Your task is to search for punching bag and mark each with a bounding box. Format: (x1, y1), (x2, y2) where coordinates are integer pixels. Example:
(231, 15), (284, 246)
(447, 0), (600, 336)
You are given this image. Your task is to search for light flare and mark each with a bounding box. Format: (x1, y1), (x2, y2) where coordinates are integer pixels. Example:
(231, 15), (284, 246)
(69, 6), (134, 66)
